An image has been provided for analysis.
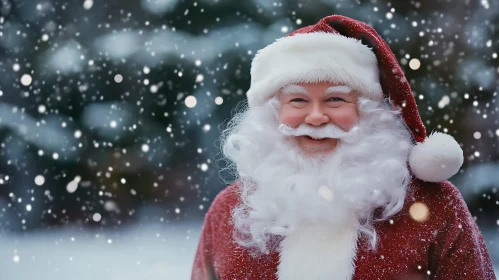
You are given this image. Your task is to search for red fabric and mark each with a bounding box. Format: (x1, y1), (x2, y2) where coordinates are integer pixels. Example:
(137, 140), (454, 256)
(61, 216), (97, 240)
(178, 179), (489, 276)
(288, 15), (427, 143)
(192, 180), (496, 280)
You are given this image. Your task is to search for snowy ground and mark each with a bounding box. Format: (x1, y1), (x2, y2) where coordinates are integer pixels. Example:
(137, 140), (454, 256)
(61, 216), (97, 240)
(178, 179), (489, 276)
(0, 222), (496, 279)
(0, 222), (201, 280)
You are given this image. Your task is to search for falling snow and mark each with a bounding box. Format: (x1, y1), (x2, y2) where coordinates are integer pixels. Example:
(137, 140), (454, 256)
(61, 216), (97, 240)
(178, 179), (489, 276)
(66, 176), (81, 193)
(34, 175), (45, 186)
(20, 74), (32, 86)
(0, 0), (497, 279)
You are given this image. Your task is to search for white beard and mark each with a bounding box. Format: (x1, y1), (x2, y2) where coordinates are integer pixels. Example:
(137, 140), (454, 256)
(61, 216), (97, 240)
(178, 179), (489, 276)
(221, 97), (413, 258)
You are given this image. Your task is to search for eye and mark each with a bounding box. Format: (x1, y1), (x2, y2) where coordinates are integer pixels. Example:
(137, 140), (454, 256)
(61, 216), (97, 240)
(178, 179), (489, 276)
(290, 98), (307, 102)
(327, 97), (346, 102)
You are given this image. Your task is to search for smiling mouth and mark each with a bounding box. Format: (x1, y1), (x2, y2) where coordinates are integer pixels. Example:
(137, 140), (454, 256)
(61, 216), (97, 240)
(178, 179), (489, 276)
(298, 135), (337, 152)
(305, 135), (325, 141)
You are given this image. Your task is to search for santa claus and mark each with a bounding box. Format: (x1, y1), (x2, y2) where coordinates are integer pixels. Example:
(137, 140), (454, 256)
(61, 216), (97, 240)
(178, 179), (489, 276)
(191, 15), (496, 280)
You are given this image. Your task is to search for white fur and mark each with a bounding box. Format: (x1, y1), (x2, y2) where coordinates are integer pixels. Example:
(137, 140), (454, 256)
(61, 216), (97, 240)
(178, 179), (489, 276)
(409, 132), (464, 182)
(247, 32), (383, 107)
(278, 223), (358, 280)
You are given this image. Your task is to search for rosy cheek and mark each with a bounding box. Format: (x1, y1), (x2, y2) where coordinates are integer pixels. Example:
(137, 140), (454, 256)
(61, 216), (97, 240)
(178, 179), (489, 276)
(328, 107), (358, 130)
(279, 107), (304, 127)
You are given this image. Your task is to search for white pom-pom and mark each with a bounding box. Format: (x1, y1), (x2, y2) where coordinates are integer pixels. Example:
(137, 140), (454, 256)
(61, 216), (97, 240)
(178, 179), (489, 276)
(409, 132), (464, 182)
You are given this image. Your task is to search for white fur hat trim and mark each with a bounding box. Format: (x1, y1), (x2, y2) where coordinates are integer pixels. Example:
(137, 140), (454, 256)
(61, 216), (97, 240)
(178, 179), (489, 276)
(246, 32), (383, 107)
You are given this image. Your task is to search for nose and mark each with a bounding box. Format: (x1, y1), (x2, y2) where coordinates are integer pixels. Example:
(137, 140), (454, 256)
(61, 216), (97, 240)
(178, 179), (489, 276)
(305, 107), (329, 126)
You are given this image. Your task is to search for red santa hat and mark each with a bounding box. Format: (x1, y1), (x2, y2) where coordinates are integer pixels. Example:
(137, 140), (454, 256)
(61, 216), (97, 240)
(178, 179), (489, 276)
(246, 15), (464, 183)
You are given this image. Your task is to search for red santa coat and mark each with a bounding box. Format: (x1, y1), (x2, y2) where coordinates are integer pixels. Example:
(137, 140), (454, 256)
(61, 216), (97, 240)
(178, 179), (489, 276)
(192, 179), (496, 280)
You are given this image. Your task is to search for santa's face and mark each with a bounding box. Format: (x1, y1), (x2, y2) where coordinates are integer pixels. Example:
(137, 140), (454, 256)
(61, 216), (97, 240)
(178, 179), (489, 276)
(224, 90), (413, 254)
(278, 82), (359, 156)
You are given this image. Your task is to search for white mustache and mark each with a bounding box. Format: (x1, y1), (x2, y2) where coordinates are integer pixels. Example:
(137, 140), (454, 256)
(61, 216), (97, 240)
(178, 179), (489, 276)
(279, 123), (358, 140)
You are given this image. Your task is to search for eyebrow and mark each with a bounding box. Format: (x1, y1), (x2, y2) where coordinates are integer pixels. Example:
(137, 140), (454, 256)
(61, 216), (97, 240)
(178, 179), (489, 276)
(325, 86), (352, 95)
(281, 84), (307, 95)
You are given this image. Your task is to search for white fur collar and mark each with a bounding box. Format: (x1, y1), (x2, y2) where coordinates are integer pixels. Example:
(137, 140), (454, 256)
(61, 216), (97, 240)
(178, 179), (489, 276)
(278, 222), (359, 280)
